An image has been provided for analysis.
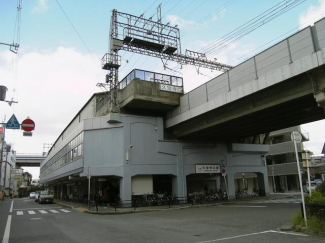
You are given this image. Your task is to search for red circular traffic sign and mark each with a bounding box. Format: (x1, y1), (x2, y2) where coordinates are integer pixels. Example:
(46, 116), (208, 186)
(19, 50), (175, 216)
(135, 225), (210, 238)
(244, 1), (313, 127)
(21, 118), (35, 132)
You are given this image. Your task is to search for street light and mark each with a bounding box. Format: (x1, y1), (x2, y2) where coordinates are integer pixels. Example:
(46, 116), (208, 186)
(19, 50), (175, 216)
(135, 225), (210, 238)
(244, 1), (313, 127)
(291, 131), (308, 226)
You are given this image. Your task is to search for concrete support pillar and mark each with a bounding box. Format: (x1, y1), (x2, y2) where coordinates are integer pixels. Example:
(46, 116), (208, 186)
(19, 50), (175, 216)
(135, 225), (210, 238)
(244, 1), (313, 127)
(226, 173), (236, 199)
(172, 176), (179, 197)
(119, 176), (132, 202)
(257, 172), (269, 195)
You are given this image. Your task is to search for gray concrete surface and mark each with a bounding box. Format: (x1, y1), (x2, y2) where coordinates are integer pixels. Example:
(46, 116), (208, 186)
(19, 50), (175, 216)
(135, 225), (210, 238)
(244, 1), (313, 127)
(1, 196), (324, 243)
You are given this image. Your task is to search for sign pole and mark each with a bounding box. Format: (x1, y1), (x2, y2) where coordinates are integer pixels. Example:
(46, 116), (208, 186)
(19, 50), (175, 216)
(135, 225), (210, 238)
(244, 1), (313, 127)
(292, 132), (308, 227)
(223, 175), (229, 200)
(307, 156), (311, 196)
(88, 167), (90, 210)
(0, 125), (5, 190)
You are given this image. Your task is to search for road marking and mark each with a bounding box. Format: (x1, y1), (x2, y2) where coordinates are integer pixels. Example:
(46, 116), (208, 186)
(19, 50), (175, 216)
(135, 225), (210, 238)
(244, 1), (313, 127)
(196, 231), (272, 243)
(13, 207), (62, 211)
(28, 211), (36, 215)
(2, 215), (12, 243)
(59, 209), (71, 213)
(219, 205), (267, 208)
(196, 230), (308, 243)
(268, 230), (308, 237)
(39, 210), (48, 214)
(50, 210), (59, 214)
(30, 218), (42, 220)
(9, 201), (13, 213)
(17, 211), (23, 216)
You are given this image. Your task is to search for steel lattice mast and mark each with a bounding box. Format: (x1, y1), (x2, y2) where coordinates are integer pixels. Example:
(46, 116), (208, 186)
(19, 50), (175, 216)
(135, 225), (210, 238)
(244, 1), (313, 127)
(102, 7), (232, 112)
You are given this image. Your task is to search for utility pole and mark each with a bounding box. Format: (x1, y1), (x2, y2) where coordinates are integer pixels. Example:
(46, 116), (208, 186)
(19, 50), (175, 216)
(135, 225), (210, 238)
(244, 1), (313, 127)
(0, 124), (6, 190)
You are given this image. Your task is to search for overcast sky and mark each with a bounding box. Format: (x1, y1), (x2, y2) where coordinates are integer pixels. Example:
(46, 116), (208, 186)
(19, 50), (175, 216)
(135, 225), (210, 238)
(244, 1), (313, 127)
(1, 0), (325, 178)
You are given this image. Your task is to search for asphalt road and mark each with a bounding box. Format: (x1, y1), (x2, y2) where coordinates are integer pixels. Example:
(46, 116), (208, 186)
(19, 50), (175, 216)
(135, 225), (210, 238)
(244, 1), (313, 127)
(1, 198), (324, 243)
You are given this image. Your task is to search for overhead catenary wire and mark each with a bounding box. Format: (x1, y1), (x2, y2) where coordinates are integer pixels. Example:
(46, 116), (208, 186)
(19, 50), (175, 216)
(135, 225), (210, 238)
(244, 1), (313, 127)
(200, 0), (305, 55)
(162, 0), (183, 19)
(199, 0), (297, 53)
(182, 0), (238, 37)
(226, 10), (325, 66)
(175, 0), (196, 16)
(166, 0), (305, 75)
(163, 0), (238, 75)
(208, 1), (306, 57)
(55, 0), (93, 57)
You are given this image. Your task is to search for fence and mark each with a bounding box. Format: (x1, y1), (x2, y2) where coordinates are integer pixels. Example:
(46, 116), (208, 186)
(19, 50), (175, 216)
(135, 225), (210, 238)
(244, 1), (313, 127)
(304, 203), (325, 219)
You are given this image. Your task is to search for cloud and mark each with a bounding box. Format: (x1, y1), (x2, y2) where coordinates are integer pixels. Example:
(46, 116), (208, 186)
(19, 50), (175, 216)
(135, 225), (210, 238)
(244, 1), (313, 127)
(32, 0), (48, 14)
(0, 47), (102, 155)
(212, 8), (226, 22)
(299, 0), (325, 29)
(166, 15), (195, 29)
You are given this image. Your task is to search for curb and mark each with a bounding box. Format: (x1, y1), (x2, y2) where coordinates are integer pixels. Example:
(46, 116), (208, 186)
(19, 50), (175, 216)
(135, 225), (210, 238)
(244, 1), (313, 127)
(55, 200), (230, 215)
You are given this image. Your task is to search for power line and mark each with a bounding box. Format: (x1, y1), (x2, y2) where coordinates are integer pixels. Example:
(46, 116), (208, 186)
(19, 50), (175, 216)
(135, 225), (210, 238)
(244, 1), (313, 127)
(55, 0), (93, 56)
(162, 0), (183, 19)
(202, 0), (306, 55)
(163, 0), (238, 75)
(143, 0), (159, 15)
(167, 0), (305, 75)
(182, 0), (237, 37)
(175, 0), (196, 16)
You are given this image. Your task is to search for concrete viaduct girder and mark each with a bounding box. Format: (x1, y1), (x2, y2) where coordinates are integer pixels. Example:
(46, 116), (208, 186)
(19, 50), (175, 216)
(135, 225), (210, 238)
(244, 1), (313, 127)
(16, 154), (45, 167)
(167, 57), (325, 142)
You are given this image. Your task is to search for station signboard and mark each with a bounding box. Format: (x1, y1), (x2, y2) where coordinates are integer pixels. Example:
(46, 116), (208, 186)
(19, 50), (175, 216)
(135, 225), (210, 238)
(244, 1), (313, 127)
(196, 164), (220, 174)
(159, 84), (183, 93)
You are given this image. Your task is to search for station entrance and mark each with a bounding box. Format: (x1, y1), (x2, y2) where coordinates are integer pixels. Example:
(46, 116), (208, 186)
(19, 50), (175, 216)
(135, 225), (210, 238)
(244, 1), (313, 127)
(186, 174), (223, 193)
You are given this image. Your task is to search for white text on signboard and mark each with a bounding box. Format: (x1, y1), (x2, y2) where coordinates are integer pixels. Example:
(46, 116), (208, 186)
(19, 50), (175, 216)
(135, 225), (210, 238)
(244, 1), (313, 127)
(160, 84), (183, 93)
(196, 165), (221, 174)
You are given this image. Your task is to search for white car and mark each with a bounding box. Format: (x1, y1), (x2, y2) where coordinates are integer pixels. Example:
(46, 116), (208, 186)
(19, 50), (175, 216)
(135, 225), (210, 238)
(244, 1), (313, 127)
(29, 192), (36, 199)
(306, 181), (317, 193)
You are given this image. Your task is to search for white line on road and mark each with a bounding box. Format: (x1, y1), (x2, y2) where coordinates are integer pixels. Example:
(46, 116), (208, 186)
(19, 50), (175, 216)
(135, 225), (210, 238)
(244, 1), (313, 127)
(196, 230), (308, 243)
(2, 215), (12, 243)
(196, 231), (272, 243)
(219, 205), (267, 208)
(30, 218), (42, 220)
(59, 209), (71, 213)
(13, 207), (62, 211)
(9, 201), (13, 213)
(268, 230), (308, 237)
(39, 210), (48, 214)
(16, 211), (23, 216)
(28, 211), (36, 215)
(49, 210), (59, 214)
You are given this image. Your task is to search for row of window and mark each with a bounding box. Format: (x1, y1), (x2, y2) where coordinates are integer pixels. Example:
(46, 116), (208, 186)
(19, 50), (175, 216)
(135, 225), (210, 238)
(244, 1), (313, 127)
(41, 144), (83, 178)
(41, 133), (84, 177)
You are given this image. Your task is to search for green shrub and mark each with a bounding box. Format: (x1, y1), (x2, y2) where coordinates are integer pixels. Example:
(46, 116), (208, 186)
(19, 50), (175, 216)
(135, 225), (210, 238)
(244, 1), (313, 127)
(316, 181), (325, 197)
(305, 191), (325, 204)
(308, 216), (325, 234)
(292, 211), (305, 231)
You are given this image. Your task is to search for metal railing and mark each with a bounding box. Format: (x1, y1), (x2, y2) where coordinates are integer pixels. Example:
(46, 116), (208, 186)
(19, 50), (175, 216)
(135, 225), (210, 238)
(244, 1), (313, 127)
(119, 69), (183, 90)
(267, 162), (303, 176)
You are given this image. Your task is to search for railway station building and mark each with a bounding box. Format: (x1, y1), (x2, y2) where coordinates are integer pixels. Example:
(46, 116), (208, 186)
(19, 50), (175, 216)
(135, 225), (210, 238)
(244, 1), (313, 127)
(40, 69), (270, 202)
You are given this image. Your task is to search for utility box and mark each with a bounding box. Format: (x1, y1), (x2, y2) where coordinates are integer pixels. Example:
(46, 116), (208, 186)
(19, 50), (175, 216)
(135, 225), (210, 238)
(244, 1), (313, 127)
(0, 86), (7, 101)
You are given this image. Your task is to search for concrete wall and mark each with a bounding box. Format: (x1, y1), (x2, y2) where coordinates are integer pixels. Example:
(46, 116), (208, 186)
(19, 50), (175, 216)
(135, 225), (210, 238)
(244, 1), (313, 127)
(41, 114), (270, 201)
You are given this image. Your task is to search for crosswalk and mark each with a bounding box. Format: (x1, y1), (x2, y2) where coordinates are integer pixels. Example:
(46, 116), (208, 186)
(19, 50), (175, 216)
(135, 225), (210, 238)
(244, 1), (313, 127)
(15, 209), (71, 216)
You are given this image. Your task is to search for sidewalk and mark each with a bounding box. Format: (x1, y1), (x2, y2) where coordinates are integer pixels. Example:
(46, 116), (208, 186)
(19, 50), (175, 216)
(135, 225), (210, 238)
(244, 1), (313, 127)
(54, 192), (302, 215)
(54, 199), (224, 215)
